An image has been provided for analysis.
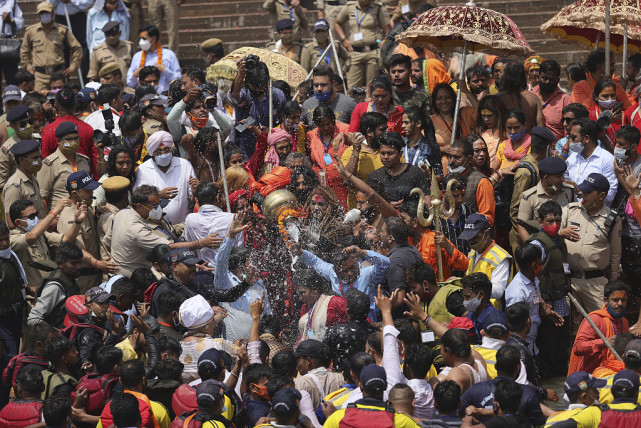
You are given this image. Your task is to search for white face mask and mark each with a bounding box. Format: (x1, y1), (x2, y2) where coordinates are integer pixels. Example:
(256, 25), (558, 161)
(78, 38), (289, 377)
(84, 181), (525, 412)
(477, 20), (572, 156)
(148, 205), (163, 221)
(614, 146), (630, 161)
(40, 12), (52, 24)
(569, 142), (584, 153)
(20, 217), (39, 232)
(139, 38), (152, 51)
(154, 152), (173, 167)
(448, 165), (466, 174)
(0, 247), (12, 259)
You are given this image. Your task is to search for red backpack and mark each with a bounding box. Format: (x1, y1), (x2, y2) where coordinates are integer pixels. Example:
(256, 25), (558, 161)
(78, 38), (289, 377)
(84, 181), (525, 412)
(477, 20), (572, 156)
(61, 323), (110, 344)
(2, 353), (52, 389)
(338, 403), (395, 428)
(172, 384), (198, 418)
(71, 373), (120, 415)
(0, 399), (44, 428)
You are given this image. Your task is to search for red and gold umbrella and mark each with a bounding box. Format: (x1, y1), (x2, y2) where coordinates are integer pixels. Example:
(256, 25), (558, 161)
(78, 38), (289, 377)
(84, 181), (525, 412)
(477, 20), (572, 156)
(560, 0), (641, 25)
(397, 0), (533, 145)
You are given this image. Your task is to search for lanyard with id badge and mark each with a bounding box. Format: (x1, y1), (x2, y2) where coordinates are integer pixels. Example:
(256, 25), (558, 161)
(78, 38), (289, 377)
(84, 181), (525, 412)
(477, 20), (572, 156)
(354, 6), (370, 42)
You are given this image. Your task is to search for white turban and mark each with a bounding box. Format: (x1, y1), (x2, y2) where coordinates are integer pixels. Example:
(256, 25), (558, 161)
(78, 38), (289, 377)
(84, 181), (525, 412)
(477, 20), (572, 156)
(146, 130), (174, 157)
(179, 294), (214, 330)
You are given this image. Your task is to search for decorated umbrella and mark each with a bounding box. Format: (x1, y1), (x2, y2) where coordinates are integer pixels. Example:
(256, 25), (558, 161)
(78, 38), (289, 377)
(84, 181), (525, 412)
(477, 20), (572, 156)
(206, 46), (308, 89)
(397, 0), (533, 145)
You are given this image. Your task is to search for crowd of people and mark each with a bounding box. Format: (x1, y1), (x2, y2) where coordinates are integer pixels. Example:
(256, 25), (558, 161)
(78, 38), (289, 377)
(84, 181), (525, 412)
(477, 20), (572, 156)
(3, 0), (641, 427)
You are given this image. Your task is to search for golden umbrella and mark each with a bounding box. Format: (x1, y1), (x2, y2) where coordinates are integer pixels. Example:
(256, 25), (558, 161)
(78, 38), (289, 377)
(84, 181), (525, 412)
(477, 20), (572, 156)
(206, 47), (308, 89)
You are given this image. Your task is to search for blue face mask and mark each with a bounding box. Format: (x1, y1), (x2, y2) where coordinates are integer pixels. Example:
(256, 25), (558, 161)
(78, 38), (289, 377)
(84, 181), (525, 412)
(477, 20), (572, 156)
(315, 89), (332, 102)
(508, 128), (526, 141)
(607, 304), (626, 320)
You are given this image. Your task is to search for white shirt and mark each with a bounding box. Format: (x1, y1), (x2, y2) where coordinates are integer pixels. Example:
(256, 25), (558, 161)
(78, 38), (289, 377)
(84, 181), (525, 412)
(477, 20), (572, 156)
(382, 325), (435, 419)
(565, 145), (618, 207)
(133, 155), (195, 224)
(183, 204), (240, 265)
(84, 107), (122, 136)
(126, 47), (182, 94)
(505, 272), (542, 355)
(472, 252), (510, 300)
(0, 0), (24, 36)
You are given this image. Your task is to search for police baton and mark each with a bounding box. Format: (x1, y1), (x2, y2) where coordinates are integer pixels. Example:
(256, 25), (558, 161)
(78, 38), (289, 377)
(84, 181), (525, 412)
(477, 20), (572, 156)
(568, 292), (624, 362)
(63, 4), (85, 87)
(327, 29), (344, 81)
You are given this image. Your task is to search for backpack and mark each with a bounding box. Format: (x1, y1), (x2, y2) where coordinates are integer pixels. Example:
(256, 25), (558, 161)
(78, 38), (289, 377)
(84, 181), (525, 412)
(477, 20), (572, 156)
(494, 161), (539, 230)
(42, 370), (77, 400)
(171, 384), (244, 428)
(338, 403), (396, 428)
(0, 399), (44, 428)
(71, 373), (120, 415)
(2, 353), (52, 389)
(144, 281), (160, 304)
(598, 403), (641, 427)
(169, 410), (231, 428)
(100, 391), (159, 428)
(61, 323), (110, 345)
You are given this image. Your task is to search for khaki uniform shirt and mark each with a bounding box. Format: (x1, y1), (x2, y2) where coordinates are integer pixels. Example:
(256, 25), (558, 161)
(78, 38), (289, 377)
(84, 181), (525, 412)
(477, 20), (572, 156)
(58, 204), (102, 291)
(88, 40), (134, 81)
(2, 169), (47, 219)
(266, 41), (304, 64)
(0, 135), (19, 190)
(143, 119), (163, 136)
(561, 202), (622, 276)
(20, 22), (82, 70)
(98, 203), (119, 259)
(517, 182), (575, 223)
(262, 0), (309, 41)
(37, 149), (91, 209)
(103, 208), (172, 278)
(391, 0), (434, 23)
(10, 229), (63, 288)
(337, 1), (389, 47)
(301, 39), (347, 72)
(509, 154), (539, 230)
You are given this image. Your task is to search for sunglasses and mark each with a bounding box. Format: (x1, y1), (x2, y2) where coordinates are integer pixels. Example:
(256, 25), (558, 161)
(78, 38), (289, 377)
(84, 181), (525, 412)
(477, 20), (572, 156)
(561, 117), (575, 123)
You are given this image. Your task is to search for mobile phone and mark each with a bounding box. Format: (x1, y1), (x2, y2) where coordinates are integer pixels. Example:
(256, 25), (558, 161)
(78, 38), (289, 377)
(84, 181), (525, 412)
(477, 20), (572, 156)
(613, 101), (624, 111)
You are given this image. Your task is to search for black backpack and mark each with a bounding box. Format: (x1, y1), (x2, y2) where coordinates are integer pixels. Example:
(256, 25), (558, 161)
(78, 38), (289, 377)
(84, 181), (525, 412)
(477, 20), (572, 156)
(494, 161), (539, 230)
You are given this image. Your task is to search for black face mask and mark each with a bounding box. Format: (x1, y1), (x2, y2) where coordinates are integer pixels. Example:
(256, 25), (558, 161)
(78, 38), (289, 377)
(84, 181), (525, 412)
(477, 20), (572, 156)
(250, 89), (265, 98)
(538, 81), (557, 92)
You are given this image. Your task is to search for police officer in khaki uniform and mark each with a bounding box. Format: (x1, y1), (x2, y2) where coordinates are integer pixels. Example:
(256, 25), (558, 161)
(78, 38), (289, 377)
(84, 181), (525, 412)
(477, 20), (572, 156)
(140, 93), (168, 137)
(263, 0), (308, 42)
(201, 38), (225, 66)
(19, 2), (82, 92)
(390, 0), (432, 26)
(3, 140), (47, 228)
(266, 19), (304, 65)
(37, 121), (92, 209)
(317, 0), (347, 31)
(147, 0), (180, 54)
(99, 62), (125, 89)
(560, 173), (622, 314)
(58, 171), (103, 292)
(301, 19), (347, 73)
(88, 22), (134, 82)
(98, 176), (130, 259)
(335, 0), (390, 89)
(0, 106), (33, 190)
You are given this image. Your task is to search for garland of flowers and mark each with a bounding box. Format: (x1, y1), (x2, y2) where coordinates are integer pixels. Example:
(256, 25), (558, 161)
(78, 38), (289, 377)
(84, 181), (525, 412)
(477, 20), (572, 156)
(140, 44), (163, 68)
(277, 208), (300, 240)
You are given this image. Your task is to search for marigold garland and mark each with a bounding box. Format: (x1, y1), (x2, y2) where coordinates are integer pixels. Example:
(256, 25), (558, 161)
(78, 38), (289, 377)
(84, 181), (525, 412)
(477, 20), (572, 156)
(140, 44), (163, 68)
(277, 208), (300, 239)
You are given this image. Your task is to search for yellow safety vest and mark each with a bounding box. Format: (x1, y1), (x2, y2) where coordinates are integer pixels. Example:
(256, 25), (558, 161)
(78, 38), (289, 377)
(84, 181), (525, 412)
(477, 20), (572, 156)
(599, 374), (641, 405)
(466, 242), (512, 309)
(544, 408), (585, 427)
(428, 282), (463, 324)
(472, 345), (498, 379)
(324, 386), (355, 408)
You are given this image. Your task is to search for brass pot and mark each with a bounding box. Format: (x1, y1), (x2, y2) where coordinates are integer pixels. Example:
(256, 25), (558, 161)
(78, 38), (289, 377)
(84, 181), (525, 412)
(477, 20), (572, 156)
(262, 189), (299, 222)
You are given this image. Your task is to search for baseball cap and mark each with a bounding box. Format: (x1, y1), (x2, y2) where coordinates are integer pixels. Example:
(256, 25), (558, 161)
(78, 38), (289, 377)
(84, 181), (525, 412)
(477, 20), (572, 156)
(613, 369), (640, 391)
(314, 18), (329, 31)
(167, 248), (204, 266)
(624, 339), (641, 359)
(294, 339), (326, 358)
(360, 364), (387, 393)
(459, 213), (490, 240)
(564, 371), (606, 395)
(577, 173), (610, 194)
(85, 287), (111, 304)
(3, 85), (21, 102)
(66, 171), (101, 192)
(272, 388), (302, 417)
(480, 310), (509, 335)
(36, 1), (53, 14)
(139, 94), (169, 111)
(76, 87), (97, 103)
(196, 379), (226, 407)
(65, 295), (88, 316)
(197, 348), (225, 374)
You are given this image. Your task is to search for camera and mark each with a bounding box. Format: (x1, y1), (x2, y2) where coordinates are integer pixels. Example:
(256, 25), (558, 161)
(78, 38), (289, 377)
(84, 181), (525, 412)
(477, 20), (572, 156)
(198, 83), (218, 110)
(93, 104), (119, 148)
(244, 54), (260, 70)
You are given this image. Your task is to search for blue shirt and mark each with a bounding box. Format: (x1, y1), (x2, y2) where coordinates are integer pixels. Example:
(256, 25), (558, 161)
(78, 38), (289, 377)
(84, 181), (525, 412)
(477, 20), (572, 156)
(466, 304), (497, 343)
(86, 9), (130, 53)
(505, 272), (542, 355)
(402, 136), (443, 176)
(126, 46), (181, 94)
(459, 376), (546, 426)
(228, 87), (285, 160)
(48, 0), (93, 15)
(300, 249), (390, 321)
